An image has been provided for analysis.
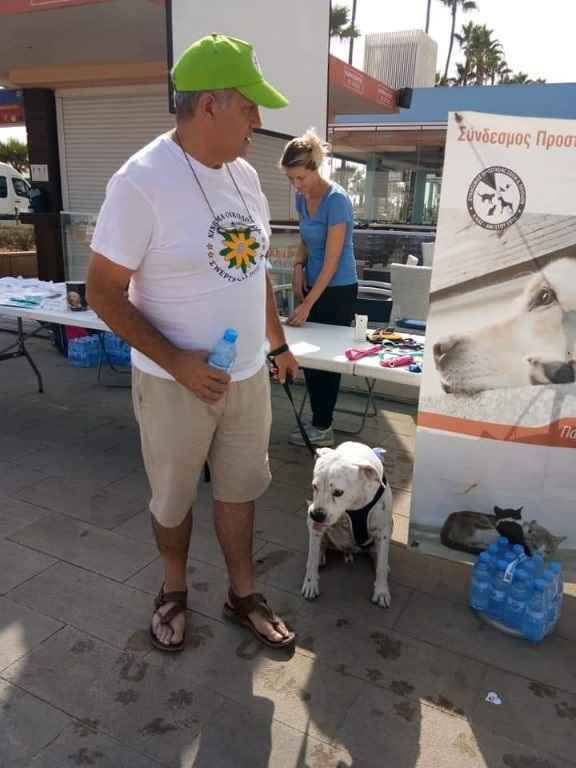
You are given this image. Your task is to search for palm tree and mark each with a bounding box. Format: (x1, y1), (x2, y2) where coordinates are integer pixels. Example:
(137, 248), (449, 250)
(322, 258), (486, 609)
(438, 0), (478, 80)
(499, 71), (547, 84)
(330, 3), (361, 42)
(454, 22), (504, 85)
(0, 137), (28, 174)
(425, 0), (432, 33)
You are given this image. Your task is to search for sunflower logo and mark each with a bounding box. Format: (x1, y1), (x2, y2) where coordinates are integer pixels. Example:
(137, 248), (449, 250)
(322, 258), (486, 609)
(219, 228), (260, 273)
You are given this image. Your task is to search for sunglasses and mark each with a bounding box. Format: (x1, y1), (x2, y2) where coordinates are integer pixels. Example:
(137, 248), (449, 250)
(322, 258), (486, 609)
(216, 221), (256, 236)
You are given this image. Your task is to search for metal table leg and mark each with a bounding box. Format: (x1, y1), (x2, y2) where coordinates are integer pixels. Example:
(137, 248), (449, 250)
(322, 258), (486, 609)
(0, 317), (44, 392)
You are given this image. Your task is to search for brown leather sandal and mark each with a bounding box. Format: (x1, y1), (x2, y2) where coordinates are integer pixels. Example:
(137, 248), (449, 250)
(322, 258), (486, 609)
(149, 586), (188, 652)
(223, 588), (296, 648)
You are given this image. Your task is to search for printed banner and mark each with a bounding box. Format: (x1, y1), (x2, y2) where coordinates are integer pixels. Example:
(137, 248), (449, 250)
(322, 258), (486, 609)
(409, 111), (576, 578)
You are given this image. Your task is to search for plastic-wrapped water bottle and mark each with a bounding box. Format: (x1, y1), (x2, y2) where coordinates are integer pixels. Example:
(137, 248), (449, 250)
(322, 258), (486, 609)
(548, 562), (563, 631)
(468, 551), (491, 611)
(487, 559), (509, 621)
(521, 578), (548, 642)
(502, 568), (529, 630)
(511, 544), (526, 559)
(496, 536), (511, 558)
(540, 568), (556, 633)
(208, 328), (238, 372)
(522, 558), (536, 588)
(67, 335), (100, 367)
(531, 552), (545, 577)
(486, 543), (500, 573)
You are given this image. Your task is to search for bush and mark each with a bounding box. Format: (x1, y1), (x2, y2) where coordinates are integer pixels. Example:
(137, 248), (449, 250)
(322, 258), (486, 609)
(0, 224), (36, 251)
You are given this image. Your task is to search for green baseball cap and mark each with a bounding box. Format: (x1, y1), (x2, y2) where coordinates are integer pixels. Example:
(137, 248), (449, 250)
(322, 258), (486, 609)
(172, 33), (289, 109)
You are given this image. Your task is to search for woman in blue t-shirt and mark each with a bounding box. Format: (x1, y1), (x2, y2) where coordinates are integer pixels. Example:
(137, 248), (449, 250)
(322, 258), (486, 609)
(280, 129), (358, 447)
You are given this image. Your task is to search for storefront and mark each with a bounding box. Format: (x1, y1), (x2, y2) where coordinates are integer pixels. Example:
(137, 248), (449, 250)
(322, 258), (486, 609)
(331, 81), (576, 227)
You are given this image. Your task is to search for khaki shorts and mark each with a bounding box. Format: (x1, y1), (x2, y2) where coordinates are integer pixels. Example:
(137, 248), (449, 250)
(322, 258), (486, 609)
(132, 365), (272, 527)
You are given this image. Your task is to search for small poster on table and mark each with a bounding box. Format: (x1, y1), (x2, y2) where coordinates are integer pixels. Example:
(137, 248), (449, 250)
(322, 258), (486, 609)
(409, 111), (576, 577)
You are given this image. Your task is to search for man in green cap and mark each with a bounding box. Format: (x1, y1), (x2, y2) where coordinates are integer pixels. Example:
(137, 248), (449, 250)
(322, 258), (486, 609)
(87, 34), (298, 651)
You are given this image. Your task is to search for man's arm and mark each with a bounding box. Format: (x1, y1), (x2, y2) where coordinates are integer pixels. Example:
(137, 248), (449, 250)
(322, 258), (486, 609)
(86, 251), (229, 403)
(265, 271), (299, 385)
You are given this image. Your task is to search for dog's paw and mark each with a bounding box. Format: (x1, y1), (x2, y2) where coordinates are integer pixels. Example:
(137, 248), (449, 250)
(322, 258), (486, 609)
(302, 577), (320, 600)
(372, 585), (391, 608)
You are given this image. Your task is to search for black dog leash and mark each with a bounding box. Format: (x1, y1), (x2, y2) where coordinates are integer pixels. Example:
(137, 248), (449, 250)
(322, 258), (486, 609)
(267, 345), (316, 457)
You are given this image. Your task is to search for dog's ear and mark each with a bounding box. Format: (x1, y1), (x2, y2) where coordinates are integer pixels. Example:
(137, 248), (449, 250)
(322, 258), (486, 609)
(314, 447), (333, 460)
(359, 463), (383, 483)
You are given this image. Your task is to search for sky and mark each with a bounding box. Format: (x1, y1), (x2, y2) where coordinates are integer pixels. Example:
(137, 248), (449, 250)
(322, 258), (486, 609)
(331, 0), (576, 84)
(1, 0), (574, 144)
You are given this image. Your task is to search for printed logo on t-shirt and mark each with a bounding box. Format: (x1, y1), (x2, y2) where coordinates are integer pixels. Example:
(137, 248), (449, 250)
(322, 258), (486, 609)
(206, 212), (267, 281)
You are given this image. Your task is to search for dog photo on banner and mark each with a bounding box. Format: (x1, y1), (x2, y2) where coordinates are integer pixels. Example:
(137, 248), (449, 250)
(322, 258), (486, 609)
(409, 111), (576, 578)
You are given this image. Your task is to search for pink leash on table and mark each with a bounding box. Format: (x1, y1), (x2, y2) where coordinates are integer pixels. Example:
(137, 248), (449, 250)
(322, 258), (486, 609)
(344, 346), (382, 361)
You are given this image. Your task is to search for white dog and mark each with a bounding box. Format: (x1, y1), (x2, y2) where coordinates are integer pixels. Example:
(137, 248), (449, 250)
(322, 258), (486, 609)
(434, 256), (576, 394)
(302, 441), (394, 607)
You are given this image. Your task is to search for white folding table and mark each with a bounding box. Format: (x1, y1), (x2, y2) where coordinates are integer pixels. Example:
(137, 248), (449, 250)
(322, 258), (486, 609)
(0, 304), (421, 431)
(283, 321), (422, 433)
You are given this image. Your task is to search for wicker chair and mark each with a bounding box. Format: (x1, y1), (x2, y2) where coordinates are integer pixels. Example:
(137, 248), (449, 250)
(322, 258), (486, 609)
(389, 263), (432, 334)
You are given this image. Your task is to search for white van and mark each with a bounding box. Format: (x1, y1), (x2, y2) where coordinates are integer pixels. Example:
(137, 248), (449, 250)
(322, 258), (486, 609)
(0, 162), (32, 220)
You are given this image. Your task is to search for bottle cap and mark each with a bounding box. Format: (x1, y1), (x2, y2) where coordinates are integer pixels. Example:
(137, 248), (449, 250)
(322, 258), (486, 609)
(223, 328), (238, 342)
(479, 551), (491, 563)
(533, 578), (546, 591)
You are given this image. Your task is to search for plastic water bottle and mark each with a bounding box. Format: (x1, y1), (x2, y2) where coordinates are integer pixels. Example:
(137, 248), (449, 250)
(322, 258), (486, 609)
(548, 562), (563, 630)
(502, 568), (529, 631)
(487, 559), (509, 621)
(496, 536), (510, 556)
(486, 543), (500, 573)
(531, 553), (545, 578)
(511, 544), (526, 559)
(540, 568), (556, 633)
(523, 558), (536, 588)
(468, 552), (492, 611)
(208, 328), (238, 372)
(521, 578), (548, 642)
(67, 336), (100, 367)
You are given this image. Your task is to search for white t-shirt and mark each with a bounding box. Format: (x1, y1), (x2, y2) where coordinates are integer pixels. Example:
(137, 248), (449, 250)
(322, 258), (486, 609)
(91, 133), (271, 381)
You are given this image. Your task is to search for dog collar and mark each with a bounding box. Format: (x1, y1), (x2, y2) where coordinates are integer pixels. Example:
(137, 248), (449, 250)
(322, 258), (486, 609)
(345, 484), (385, 548)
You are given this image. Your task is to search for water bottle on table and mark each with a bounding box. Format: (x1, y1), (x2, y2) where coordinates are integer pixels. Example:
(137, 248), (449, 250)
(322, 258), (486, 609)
(208, 328), (238, 372)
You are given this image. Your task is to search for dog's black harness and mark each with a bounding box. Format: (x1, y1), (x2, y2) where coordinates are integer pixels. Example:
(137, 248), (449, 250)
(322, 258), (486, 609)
(345, 484), (386, 548)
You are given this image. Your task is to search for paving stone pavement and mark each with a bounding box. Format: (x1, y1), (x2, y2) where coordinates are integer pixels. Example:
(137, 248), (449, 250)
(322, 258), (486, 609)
(0, 335), (575, 768)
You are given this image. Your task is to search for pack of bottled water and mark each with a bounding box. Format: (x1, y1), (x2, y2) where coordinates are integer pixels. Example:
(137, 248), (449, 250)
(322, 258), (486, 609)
(468, 537), (563, 642)
(67, 335), (101, 368)
(102, 332), (132, 367)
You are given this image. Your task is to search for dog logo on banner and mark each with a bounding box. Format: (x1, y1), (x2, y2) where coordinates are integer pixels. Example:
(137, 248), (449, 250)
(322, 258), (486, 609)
(466, 166), (526, 230)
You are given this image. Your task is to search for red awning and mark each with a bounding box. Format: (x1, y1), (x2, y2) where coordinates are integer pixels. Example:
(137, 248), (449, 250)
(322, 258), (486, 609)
(329, 55), (398, 117)
(0, 0), (111, 15)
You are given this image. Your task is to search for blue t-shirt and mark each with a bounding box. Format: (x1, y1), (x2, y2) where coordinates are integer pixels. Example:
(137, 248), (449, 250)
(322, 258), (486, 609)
(296, 183), (357, 287)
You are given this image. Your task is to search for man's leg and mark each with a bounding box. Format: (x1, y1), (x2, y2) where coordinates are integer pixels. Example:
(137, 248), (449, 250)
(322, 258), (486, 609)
(132, 368), (217, 649)
(150, 511), (192, 647)
(213, 500), (292, 643)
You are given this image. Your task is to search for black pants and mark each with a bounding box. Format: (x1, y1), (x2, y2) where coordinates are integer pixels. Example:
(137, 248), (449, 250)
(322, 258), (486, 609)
(305, 283), (358, 429)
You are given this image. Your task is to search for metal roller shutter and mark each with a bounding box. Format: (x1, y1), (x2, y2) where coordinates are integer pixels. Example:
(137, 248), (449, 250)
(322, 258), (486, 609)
(247, 133), (294, 221)
(57, 85), (293, 219)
